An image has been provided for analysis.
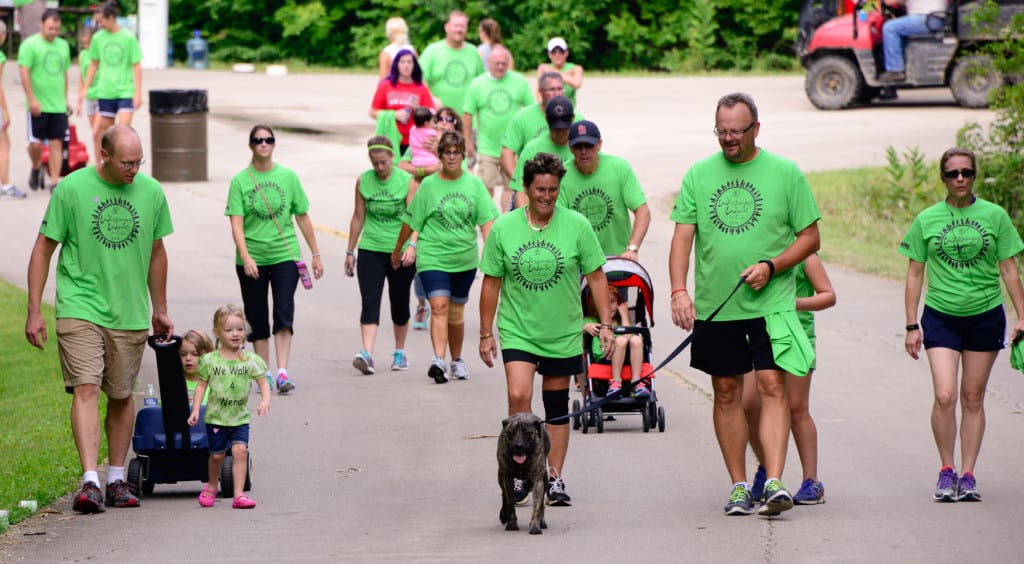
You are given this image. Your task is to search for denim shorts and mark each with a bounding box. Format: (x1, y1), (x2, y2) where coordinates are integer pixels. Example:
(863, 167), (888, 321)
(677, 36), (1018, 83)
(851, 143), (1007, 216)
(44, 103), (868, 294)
(206, 423), (250, 454)
(921, 304), (1005, 352)
(418, 269), (476, 304)
(98, 98), (135, 117)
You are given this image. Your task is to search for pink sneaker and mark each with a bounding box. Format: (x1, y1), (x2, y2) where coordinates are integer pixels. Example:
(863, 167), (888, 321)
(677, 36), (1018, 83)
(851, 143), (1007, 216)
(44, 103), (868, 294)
(198, 485), (216, 507)
(607, 380), (622, 396)
(232, 495), (257, 509)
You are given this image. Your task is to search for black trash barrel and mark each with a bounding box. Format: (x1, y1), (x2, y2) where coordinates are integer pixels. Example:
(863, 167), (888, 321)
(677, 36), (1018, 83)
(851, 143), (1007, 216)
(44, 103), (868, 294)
(149, 90), (208, 182)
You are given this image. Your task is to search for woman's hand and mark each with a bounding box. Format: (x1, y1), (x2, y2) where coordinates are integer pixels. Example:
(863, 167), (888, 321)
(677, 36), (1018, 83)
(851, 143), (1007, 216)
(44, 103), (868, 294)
(344, 254), (356, 277)
(479, 335), (497, 368)
(312, 255), (324, 279)
(401, 245), (416, 267)
(243, 258), (259, 279)
(905, 328), (923, 360)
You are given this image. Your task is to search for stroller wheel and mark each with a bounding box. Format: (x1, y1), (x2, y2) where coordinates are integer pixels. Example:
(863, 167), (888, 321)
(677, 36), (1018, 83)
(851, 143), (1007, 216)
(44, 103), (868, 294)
(642, 406), (651, 433)
(658, 406), (666, 432)
(572, 400), (581, 430)
(596, 408), (604, 434)
(648, 402), (658, 425)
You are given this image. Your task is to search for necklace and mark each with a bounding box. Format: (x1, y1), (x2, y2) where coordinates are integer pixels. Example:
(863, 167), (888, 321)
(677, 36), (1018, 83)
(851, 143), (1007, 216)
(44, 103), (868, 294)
(525, 207), (551, 232)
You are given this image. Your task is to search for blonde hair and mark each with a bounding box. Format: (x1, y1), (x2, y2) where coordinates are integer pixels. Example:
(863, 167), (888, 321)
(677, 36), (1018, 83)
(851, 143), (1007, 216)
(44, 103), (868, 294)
(385, 17), (409, 46)
(182, 329), (214, 357)
(212, 304), (251, 351)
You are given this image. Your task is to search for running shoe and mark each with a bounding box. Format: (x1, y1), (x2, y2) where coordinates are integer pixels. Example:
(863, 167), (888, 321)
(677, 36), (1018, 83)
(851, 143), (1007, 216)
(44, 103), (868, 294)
(607, 380), (622, 397)
(0, 184), (27, 200)
(957, 471), (980, 502)
(933, 467), (958, 502)
(72, 482), (106, 513)
(750, 464), (767, 503)
(104, 480), (140, 508)
(28, 168), (41, 191)
(546, 475), (571, 506)
(428, 357), (449, 384)
(276, 374), (296, 394)
(450, 358), (470, 380)
(391, 350), (409, 371)
(632, 382), (650, 398)
(513, 477), (531, 507)
(724, 484), (755, 516)
(352, 351), (375, 375)
(758, 479), (794, 516)
(793, 478), (825, 505)
(412, 304), (429, 330)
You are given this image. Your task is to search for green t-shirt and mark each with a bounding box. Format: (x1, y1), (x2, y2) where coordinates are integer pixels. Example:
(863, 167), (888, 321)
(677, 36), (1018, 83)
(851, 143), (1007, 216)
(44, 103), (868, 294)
(418, 40), (484, 114)
(18, 34), (71, 113)
(481, 208), (605, 358)
(794, 262), (815, 343)
(186, 379), (210, 406)
(226, 164), (311, 266)
(0, 51), (6, 65)
(899, 197), (1024, 316)
(562, 62), (578, 105)
(557, 154), (648, 256)
(89, 28), (142, 99)
(39, 167), (173, 330)
(197, 351), (268, 427)
(463, 71), (533, 158)
(510, 136), (572, 191)
(403, 172), (499, 272)
(670, 149), (821, 321)
(79, 49), (99, 100)
(357, 168), (412, 253)
(502, 103), (584, 157)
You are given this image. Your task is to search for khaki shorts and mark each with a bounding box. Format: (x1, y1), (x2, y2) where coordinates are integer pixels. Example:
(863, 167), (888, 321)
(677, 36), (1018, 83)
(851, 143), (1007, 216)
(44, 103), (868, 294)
(477, 154), (509, 194)
(57, 318), (148, 399)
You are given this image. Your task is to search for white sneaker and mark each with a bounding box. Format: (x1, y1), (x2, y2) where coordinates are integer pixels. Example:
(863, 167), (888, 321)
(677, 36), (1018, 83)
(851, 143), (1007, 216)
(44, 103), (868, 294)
(450, 358), (470, 380)
(0, 184), (27, 200)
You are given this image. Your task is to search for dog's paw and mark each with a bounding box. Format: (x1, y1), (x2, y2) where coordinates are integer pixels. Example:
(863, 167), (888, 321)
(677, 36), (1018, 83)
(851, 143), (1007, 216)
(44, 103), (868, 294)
(505, 521), (519, 531)
(541, 518), (547, 529)
(529, 522), (543, 535)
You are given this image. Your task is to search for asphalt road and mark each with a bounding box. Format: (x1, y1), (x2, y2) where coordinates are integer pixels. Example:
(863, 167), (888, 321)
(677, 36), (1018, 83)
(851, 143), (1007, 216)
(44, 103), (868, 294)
(2, 67), (1022, 563)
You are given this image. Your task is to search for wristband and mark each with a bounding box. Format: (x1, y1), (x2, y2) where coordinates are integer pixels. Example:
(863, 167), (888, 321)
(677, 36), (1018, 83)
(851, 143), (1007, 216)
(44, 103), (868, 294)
(346, 250), (355, 257)
(906, 324), (920, 331)
(408, 241), (417, 248)
(759, 259), (776, 277)
(312, 253), (321, 257)
(670, 288), (688, 297)
(600, 323), (613, 329)
(480, 333), (493, 339)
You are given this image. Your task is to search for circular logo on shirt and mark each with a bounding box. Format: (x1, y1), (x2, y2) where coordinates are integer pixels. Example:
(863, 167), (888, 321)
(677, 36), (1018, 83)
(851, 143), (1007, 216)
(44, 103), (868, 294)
(102, 42), (126, 66)
(709, 179), (763, 234)
(247, 182), (287, 221)
(366, 193), (403, 223)
(443, 60), (470, 88)
(437, 192), (475, 230)
(572, 187), (613, 232)
(486, 88), (514, 116)
(92, 197), (140, 250)
(511, 240), (565, 292)
(42, 51), (65, 76)
(936, 218), (988, 269)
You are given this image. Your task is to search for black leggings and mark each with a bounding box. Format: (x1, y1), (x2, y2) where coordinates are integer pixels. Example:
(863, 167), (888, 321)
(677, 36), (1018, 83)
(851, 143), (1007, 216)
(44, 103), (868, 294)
(356, 249), (416, 325)
(236, 261), (298, 341)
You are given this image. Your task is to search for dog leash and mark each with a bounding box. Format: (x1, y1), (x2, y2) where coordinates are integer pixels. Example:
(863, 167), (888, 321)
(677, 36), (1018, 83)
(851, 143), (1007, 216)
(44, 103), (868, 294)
(546, 276), (746, 425)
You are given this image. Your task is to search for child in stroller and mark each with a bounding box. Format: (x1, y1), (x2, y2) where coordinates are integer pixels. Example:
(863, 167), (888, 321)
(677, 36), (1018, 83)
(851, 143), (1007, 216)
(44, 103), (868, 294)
(583, 286), (649, 398)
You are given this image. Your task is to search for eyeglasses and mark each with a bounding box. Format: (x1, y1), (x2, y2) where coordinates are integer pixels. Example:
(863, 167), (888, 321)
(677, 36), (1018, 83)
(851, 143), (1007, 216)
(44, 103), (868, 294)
(436, 116), (457, 124)
(251, 136), (276, 145)
(118, 158), (146, 170)
(942, 168), (976, 179)
(712, 122), (757, 138)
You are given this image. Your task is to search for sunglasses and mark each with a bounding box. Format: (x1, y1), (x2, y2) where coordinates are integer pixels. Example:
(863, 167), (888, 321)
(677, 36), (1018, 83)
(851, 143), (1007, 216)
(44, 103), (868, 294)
(251, 136), (276, 145)
(435, 116), (457, 124)
(942, 168), (976, 179)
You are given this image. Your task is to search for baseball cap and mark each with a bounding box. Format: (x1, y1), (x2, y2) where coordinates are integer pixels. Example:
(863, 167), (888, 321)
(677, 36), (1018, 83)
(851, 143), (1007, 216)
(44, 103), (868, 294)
(568, 120), (601, 146)
(545, 96), (574, 129)
(547, 37), (568, 52)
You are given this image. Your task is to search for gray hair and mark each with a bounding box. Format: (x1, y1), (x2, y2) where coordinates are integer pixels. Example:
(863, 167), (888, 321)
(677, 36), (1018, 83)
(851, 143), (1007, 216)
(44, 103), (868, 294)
(716, 92), (759, 122)
(539, 71), (564, 89)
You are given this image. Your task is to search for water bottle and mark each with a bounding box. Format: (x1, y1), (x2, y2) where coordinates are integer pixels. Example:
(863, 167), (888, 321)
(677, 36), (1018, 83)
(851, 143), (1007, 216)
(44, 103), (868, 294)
(186, 30), (209, 70)
(144, 384), (159, 406)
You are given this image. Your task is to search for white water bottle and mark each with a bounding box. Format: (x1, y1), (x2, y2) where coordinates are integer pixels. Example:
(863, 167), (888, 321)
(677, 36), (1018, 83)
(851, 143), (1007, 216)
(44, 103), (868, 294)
(144, 384), (159, 406)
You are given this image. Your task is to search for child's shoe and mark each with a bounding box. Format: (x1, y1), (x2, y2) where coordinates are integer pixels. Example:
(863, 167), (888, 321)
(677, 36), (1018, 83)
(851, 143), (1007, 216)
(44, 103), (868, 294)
(232, 495), (256, 509)
(632, 382), (651, 398)
(607, 380), (622, 397)
(198, 485), (216, 507)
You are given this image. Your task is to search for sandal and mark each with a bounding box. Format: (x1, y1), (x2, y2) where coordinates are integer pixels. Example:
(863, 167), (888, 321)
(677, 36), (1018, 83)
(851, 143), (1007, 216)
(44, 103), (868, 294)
(198, 485), (216, 507)
(232, 495), (257, 509)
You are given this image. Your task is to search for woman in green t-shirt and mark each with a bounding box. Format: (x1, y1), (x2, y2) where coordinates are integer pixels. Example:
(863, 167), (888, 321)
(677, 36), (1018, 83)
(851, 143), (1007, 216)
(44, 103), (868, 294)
(345, 136), (417, 375)
(479, 152), (613, 507)
(393, 131), (499, 384)
(901, 147), (1024, 502)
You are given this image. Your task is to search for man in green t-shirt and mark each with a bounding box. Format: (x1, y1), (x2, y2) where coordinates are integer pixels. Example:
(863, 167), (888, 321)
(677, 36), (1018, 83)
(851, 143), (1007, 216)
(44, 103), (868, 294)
(668, 93), (821, 518)
(26, 125), (174, 514)
(418, 10), (484, 115)
(463, 45), (533, 211)
(18, 8), (70, 192)
(508, 96), (576, 203)
(557, 120), (651, 258)
(499, 72), (567, 187)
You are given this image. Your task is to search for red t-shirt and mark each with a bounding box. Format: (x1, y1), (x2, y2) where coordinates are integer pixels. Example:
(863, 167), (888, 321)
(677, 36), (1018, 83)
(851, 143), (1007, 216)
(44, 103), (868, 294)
(371, 80), (435, 145)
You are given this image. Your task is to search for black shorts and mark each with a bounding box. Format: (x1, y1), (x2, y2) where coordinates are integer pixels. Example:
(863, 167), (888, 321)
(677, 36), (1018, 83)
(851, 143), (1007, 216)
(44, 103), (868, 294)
(502, 348), (583, 377)
(921, 304), (1005, 352)
(29, 112), (68, 142)
(690, 317), (781, 376)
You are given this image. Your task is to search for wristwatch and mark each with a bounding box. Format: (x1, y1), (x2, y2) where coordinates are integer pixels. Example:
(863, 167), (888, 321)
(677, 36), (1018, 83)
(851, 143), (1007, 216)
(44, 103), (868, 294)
(626, 244), (639, 253)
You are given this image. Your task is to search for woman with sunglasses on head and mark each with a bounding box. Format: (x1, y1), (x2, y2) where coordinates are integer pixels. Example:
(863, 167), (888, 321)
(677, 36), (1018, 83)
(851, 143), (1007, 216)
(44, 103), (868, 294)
(370, 49), (436, 155)
(901, 147), (1024, 503)
(227, 125), (324, 395)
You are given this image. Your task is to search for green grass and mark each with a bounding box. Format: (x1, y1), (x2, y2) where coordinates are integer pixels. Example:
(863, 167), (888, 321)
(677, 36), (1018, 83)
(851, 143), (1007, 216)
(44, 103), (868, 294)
(0, 279), (107, 531)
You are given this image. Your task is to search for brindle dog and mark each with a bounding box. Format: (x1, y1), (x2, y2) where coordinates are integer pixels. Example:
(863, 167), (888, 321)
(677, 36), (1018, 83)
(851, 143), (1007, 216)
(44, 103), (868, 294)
(497, 412), (551, 534)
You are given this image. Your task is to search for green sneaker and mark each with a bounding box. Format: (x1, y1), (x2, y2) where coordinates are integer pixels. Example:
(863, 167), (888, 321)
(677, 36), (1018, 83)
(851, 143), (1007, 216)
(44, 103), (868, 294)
(758, 479), (794, 516)
(724, 484), (755, 515)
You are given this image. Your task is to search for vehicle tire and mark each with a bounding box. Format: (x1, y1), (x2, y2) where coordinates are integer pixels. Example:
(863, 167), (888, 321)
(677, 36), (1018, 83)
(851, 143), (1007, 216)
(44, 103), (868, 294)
(641, 406), (650, 433)
(805, 55), (864, 110)
(950, 55), (1002, 108)
(596, 408), (604, 434)
(572, 399), (582, 430)
(658, 406), (666, 433)
(243, 452), (252, 492)
(127, 458), (144, 498)
(220, 455), (234, 498)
